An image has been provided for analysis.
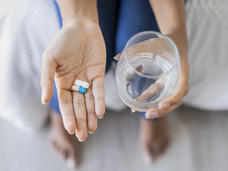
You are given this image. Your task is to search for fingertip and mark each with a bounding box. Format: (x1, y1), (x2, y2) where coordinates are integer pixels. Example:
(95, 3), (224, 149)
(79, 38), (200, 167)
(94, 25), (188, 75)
(88, 116), (97, 133)
(64, 122), (76, 134)
(95, 97), (105, 118)
(41, 92), (52, 104)
(145, 111), (159, 119)
(75, 130), (88, 142)
(41, 96), (47, 104)
(41, 92), (49, 104)
(95, 106), (105, 119)
(41, 81), (54, 104)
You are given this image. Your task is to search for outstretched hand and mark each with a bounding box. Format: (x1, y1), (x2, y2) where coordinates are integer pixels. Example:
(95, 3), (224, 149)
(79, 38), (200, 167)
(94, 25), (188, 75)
(41, 21), (106, 142)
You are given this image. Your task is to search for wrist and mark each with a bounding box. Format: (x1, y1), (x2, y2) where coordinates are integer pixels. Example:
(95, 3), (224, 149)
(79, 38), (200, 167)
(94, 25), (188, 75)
(56, 0), (99, 26)
(62, 18), (100, 33)
(62, 17), (99, 28)
(165, 30), (188, 57)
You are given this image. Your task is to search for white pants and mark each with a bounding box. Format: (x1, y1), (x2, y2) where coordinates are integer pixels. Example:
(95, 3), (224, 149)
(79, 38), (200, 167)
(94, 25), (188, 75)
(0, 0), (59, 130)
(0, 0), (227, 130)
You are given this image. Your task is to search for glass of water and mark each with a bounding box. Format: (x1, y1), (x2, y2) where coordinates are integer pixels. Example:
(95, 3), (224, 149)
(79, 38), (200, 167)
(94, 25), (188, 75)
(115, 31), (180, 112)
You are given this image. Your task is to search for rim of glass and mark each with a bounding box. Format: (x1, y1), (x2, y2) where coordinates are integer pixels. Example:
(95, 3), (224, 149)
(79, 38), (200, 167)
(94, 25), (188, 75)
(123, 31), (180, 79)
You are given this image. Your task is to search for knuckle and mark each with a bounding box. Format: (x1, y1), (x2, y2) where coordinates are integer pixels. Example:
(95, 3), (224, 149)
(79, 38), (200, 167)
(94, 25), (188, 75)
(76, 117), (87, 122)
(41, 76), (53, 85)
(96, 95), (105, 102)
(85, 94), (94, 101)
(87, 111), (95, 116)
(93, 83), (104, 90)
(42, 51), (57, 68)
(158, 110), (166, 117)
(61, 99), (72, 105)
(75, 98), (85, 107)
(158, 111), (168, 118)
(42, 50), (54, 60)
(168, 99), (178, 105)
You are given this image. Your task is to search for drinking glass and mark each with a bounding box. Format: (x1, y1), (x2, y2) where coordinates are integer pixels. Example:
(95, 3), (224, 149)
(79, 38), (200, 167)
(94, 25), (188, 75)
(115, 31), (180, 112)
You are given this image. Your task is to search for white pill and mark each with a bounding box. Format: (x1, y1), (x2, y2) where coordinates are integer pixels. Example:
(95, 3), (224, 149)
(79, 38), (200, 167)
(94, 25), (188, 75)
(75, 80), (89, 89)
(72, 85), (79, 91)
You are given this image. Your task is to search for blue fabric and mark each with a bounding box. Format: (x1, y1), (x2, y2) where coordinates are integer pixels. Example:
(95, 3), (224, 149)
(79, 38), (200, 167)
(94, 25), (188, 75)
(50, 0), (168, 119)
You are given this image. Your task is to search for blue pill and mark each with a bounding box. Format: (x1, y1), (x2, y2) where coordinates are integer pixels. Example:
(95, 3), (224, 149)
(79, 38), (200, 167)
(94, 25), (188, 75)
(78, 86), (87, 94)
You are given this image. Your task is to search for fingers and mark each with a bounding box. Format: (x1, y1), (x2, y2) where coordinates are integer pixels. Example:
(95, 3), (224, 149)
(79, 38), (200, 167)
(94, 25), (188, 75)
(145, 75), (188, 119)
(145, 100), (182, 119)
(135, 82), (162, 102)
(40, 51), (57, 104)
(73, 91), (88, 142)
(92, 77), (105, 118)
(161, 81), (189, 106)
(58, 89), (77, 134)
(85, 88), (97, 133)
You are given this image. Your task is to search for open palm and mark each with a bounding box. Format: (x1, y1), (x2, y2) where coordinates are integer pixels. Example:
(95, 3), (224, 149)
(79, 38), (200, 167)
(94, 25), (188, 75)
(41, 22), (106, 141)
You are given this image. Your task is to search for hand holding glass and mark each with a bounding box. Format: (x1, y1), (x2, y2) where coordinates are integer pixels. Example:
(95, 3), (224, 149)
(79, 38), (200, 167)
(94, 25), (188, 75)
(115, 31), (180, 112)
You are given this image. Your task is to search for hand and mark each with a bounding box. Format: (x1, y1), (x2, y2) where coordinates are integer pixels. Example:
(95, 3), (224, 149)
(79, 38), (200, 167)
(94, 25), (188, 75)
(142, 33), (189, 119)
(41, 20), (106, 141)
(114, 32), (189, 119)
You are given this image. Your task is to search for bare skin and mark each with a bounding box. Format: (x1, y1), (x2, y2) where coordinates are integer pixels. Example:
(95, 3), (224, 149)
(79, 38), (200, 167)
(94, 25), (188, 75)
(50, 109), (170, 166)
(41, 0), (105, 142)
(140, 117), (170, 164)
(41, 0), (189, 166)
(50, 111), (79, 168)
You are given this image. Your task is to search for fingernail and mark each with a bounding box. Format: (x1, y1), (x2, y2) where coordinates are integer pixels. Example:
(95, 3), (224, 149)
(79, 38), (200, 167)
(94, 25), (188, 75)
(98, 115), (103, 119)
(114, 54), (119, 60)
(88, 131), (95, 134)
(41, 92), (46, 104)
(145, 112), (151, 119)
(131, 108), (136, 113)
(78, 139), (85, 142)
(150, 112), (159, 118)
(68, 130), (75, 135)
(75, 131), (85, 142)
(75, 129), (79, 136)
(161, 103), (170, 109)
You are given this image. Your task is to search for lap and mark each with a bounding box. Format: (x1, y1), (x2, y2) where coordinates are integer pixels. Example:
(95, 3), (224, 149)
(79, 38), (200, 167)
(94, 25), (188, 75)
(115, 0), (159, 53)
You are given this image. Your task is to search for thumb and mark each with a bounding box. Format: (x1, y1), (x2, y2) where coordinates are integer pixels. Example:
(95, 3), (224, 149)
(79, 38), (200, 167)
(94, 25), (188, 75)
(40, 51), (57, 104)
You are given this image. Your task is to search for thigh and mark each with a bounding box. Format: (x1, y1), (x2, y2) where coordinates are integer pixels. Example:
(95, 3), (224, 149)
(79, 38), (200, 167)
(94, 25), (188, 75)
(115, 0), (159, 53)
